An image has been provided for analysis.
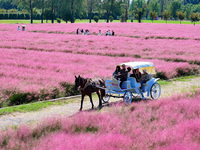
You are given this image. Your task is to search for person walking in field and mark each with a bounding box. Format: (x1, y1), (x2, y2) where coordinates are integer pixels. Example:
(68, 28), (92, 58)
(106, 30), (108, 36)
(76, 28), (79, 35)
(108, 30), (112, 36)
(85, 29), (89, 35)
(17, 26), (20, 31)
(81, 29), (84, 35)
(98, 30), (102, 36)
(112, 30), (115, 36)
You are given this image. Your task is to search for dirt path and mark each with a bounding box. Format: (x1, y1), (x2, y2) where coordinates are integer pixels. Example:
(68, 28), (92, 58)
(0, 76), (200, 130)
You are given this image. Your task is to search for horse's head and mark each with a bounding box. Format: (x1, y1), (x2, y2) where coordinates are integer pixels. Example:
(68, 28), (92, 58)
(75, 75), (81, 91)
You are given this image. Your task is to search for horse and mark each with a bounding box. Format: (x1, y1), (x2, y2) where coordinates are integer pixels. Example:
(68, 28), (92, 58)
(75, 75), (105, 111)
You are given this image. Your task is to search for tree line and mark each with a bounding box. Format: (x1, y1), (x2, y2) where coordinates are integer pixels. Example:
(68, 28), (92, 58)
(0, 0), (200, 24)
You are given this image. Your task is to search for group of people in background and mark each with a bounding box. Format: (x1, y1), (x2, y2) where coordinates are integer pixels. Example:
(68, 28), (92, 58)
(17, 25), (26, 31)
(76, 28), (89, 35)
(76, 28), (115, 36)
(105, 30), (115, 36)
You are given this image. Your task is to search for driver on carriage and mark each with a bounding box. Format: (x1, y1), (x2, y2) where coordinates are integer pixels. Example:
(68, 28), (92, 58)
(140, 69), (150, 82)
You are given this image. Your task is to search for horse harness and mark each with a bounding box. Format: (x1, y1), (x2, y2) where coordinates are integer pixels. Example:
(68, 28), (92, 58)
(79, 78), (103, 91)
(79, 78), (91, 91)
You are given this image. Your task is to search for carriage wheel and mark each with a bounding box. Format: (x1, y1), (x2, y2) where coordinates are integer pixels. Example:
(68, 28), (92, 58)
(150, 83), (161, 100)
(102, 95), (110, 103)
(123, 91), (132, 104)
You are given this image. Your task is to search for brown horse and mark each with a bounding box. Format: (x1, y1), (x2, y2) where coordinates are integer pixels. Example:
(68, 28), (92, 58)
(75, 75), (105, 111)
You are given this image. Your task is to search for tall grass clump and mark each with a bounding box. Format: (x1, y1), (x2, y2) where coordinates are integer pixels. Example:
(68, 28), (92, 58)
(0, 83), (80, 108)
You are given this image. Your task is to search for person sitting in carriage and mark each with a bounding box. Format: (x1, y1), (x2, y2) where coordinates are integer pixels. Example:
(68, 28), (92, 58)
(139, 69), (150, 91)
(130, 68), (141, 82)
(113, 66), (121, 79)
(118, 64), (128, 88)
(127, 67), (131, 77)
(140, 69), (150, 82)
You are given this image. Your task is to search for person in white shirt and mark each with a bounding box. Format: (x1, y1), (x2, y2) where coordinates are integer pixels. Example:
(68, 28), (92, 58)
(108, 30), (112, 36)
(98, 30), (102, 36)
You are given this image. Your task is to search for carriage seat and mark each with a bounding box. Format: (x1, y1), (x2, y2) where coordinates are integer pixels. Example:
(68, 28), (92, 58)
(127, 77), (141, 88)
(121, 81), (131, 89)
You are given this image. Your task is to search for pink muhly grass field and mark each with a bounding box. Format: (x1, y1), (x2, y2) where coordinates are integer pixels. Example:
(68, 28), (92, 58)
(0, 25), (200, 64)
(0, 23), (199, 102)
(1, 91), (200, 149)
(0, 47), (197, 102)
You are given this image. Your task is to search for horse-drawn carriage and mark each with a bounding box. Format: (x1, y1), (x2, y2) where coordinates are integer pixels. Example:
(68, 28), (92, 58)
(75, 61), (161, 110)
(100, 61), (161, 104)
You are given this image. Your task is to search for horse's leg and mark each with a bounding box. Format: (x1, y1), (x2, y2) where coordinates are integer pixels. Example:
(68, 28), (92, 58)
(96, 90), (102, 108)
(80, 94), (85, 111)
(89, 94), (94, 110)
(100, 89), (105, 100)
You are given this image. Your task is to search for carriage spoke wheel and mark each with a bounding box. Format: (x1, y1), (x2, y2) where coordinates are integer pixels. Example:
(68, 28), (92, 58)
(123, 91), (132, 104)
(150, 83), (161, 100)
(102, 95), (110, 103)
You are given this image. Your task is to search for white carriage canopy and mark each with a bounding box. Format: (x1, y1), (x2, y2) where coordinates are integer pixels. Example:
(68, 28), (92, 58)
(119, 61), (156, 74)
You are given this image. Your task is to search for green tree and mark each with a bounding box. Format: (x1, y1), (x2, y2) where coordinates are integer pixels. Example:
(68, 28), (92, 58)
(8, 9), (18, 14)
(102, 0), (122, 23)
(85, 0), (101, 23)
(159, 0), (170, 18)
(149, 0), (160, 15)
(93, 15), (99, 23)
(150, 10), (157, 22)
(176, 11), (185, 24)
(102, 0), (115, 23)
(59, 0), (83, 23)
(162, 9), (171, 23)
(184, 4), (193, 20)
(130, 0), (145, 20)
(190, 13), (199, 25)
(0, 9), (6, 14)
(0, 0), (17, 10)
(129, 0), (135, 12)
(121, 3), (129, 22)
(192, 4), (200, 13)
(43, 9), (51, 23)
(133, 3), (147, 23)
(109, 15), (114, 22)
(13, 0), (36, 23)
(34, 0), (47, 23)
(170, 0), (182, 19)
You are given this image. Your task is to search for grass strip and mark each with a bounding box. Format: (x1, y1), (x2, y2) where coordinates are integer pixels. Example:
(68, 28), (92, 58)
(0, 19), (200, 25)
(0, 100), (72, 116)
(158, 75), (199, 85)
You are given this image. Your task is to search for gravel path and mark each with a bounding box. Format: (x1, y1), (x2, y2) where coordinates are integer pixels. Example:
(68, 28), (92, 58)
(0, 76), (200, 130)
